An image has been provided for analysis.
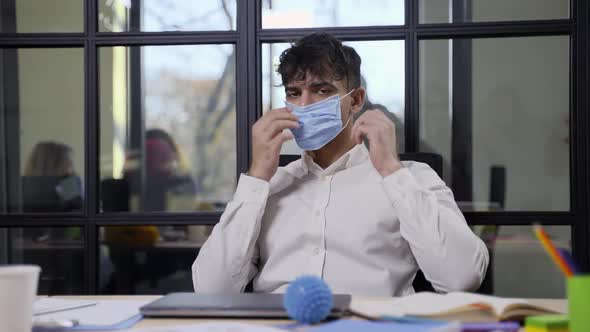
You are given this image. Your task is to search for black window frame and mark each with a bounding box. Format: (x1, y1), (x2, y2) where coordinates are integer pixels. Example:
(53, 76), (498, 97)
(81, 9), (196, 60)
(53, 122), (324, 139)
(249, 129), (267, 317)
(0, 0), (587, 294)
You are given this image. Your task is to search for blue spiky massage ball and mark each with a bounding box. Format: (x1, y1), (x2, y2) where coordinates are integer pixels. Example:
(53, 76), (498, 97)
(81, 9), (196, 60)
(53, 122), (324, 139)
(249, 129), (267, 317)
(283, 275), (333, 324)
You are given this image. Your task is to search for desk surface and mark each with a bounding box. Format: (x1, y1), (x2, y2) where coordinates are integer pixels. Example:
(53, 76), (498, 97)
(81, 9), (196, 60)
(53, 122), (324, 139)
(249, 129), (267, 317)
(62, 295), (568, 331)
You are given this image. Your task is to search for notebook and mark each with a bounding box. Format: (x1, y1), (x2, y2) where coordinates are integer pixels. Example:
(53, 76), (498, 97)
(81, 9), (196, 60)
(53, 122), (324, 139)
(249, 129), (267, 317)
(140, 292), (351, 318)
(33, 300), (146, 331)
(350, 292), (564, 322)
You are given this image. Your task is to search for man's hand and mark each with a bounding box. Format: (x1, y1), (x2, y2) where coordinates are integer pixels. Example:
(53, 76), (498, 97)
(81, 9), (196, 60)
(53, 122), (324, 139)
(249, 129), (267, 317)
(248, 108), (299, 182)
(351, 110), (403, 177)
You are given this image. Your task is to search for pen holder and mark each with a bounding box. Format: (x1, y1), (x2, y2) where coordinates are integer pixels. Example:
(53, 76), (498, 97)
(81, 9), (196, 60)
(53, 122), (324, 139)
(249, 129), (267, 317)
(567, 275), (590, 332)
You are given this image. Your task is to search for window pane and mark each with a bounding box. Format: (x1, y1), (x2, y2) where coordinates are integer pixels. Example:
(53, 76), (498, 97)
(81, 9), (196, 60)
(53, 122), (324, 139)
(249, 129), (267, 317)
(262, 40), (405, 155)
(419, 36), (569, 211)
(99, 225), (210, 294)
(0, 227), (84, 295)
(420, 0), (569, 24)
(98, 0), (237, 32)
(473, 225), (570, 298)
(262, 0), (404, 28)
(0, 0), (83, 33)
(0, 48), (85, 213)
(99, 45), (236, 213)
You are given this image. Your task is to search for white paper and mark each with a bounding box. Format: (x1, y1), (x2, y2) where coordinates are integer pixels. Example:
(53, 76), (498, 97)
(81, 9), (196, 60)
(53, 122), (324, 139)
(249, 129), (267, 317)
(34, 298), (97, 315)
(135, 322), (288, 332)
(33, 300), (148, 326)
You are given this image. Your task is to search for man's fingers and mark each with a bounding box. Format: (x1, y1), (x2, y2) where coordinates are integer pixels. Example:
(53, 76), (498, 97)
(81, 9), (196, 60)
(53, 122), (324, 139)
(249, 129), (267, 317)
(264, 120), (299, 139)
(354, 122), (387, 144)
(350, 116), (365, 140)
(352, 124), (370, 145)
(270, 130), (294, 146)
(265, 108), (299, 122)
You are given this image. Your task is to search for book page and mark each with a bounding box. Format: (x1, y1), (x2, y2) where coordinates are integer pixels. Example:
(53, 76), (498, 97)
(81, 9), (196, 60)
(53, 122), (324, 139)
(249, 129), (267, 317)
(444, 292), (529, 317)
(393, 292), (494, 316)
(350, 292), (529, 318)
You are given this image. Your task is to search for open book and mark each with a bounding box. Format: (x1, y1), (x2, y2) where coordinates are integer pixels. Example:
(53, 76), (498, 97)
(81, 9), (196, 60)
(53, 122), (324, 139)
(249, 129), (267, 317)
(350, 292), (565, 322)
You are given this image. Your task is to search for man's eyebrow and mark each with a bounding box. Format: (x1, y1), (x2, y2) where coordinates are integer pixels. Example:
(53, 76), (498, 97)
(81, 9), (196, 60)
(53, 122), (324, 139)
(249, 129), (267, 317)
(309, 81), (337, 90)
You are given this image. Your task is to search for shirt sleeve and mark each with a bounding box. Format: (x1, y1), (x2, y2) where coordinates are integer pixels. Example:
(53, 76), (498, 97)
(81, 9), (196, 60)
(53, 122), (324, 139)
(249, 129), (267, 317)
(381, 162), (490, 292)
(192, 174), (269, 293)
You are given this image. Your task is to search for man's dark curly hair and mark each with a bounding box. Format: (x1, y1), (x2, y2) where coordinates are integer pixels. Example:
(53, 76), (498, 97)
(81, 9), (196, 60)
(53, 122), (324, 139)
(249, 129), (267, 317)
(277, 33), (362, 90)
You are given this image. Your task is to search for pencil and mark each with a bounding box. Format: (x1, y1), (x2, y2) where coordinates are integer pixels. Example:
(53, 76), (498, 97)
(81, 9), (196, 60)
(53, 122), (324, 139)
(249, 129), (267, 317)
(533, 224), (574, 277)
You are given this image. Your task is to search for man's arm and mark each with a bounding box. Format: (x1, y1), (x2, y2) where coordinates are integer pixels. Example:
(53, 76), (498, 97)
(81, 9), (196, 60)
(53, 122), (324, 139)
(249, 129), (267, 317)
(352, 110), (488, 292)
(382, 162), (489, 292)
(193, 107), (298, 293)
(192, 174), (269, 293)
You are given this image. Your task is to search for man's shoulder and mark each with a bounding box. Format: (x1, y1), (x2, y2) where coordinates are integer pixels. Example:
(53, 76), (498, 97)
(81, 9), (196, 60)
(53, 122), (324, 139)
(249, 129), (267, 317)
(268, 160), (306, 196)
(399, 160), (444, 186)
(400, 160), (434, 173)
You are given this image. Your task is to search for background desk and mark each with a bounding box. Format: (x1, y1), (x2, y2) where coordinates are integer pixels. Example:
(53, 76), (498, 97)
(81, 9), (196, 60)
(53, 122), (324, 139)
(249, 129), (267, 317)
(61, 295), (568, 332)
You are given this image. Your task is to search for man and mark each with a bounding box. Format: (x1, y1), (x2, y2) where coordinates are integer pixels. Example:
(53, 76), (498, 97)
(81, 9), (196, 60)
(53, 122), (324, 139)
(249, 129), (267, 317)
(192, 33), (488, 296)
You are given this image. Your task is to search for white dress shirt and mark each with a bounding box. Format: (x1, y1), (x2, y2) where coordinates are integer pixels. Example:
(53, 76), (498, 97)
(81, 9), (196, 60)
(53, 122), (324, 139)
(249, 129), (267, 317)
(192, 144), (489, 296)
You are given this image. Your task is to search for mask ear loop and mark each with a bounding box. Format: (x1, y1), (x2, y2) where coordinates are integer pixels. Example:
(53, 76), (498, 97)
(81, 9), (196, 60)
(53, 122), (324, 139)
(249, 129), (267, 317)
(341, 89), (356, 128)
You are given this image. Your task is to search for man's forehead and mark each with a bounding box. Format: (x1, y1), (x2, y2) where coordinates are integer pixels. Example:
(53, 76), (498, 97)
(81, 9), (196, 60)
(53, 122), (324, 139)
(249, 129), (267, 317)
(285, 75), (345, 89)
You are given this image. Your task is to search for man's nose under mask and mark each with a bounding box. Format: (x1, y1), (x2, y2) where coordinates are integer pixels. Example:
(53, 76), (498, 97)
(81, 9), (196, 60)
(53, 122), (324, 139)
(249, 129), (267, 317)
(284, 90), (354, 151)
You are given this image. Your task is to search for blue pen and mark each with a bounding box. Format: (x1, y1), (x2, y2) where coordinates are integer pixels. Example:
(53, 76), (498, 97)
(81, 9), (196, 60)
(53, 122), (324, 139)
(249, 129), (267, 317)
(462, 321), (520, 332)
(380, 315), (521, 332)
(557, 247), (581, 274)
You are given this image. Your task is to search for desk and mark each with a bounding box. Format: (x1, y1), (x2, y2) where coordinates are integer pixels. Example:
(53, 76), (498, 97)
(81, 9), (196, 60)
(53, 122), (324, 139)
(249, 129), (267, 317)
(61, 295), (567, 332)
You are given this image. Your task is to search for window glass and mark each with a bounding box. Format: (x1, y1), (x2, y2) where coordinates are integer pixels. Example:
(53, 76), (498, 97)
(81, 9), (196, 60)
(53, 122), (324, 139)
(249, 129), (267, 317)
(419, 36), (570, 211)
(0, 48), (84, 213)
(0, 227), (84, 295)
(420, 0), (569, 24)
(98, 225), (210, 294)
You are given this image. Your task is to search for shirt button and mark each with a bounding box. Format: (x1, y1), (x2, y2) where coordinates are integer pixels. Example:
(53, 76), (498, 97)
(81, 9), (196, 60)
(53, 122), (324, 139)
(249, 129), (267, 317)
(313, 247), (321, 255)
(314, 210), (321, 216)
(320, 176), (326, 181)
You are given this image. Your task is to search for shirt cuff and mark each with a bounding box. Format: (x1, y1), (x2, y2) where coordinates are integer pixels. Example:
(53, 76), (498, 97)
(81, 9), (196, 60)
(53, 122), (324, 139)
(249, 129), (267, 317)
(381, 167), (424, 204)
(233, 173), (270, 203)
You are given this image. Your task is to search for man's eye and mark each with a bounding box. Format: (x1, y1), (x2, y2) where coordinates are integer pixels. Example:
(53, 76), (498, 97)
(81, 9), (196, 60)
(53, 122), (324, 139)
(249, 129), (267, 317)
(286, 92), (299, 97)
(317, 89), (329, 95)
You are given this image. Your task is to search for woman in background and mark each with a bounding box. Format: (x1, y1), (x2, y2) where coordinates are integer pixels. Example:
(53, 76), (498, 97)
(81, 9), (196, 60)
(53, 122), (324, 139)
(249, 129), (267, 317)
(23, 141), (83, 213)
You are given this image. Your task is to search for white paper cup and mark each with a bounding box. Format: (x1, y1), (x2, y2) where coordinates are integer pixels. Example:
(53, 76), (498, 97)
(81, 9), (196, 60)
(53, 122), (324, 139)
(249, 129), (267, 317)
(0, 265), (40, 332)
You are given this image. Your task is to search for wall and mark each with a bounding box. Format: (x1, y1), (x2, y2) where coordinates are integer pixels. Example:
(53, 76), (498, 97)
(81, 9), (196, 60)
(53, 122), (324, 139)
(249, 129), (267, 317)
(18, 48), (85, 179)
(15, 0), (83, 33)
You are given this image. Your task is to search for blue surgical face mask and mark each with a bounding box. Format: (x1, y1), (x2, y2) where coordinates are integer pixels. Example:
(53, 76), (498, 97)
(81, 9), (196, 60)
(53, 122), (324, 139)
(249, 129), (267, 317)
(285, 90), (354, 151)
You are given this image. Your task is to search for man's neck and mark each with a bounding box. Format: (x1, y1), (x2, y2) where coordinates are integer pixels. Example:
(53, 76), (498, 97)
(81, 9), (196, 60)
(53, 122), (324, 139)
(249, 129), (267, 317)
(308, 131), (358, 169)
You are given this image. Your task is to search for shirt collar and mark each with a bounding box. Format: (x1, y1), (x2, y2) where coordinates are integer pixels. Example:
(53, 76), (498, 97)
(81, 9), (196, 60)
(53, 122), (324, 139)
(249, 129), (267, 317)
(290, 143), (368, 178)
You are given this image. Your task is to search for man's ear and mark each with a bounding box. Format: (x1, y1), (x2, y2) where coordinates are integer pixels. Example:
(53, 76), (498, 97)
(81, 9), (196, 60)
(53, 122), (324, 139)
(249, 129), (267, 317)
(350, 87), (366, 115)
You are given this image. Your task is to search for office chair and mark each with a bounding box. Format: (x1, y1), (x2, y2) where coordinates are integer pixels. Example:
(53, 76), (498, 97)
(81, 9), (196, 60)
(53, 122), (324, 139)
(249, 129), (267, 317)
(21, 175), (83, 213)
(489, 165), (506, 209)
(278, 152), (442, 293)
(101, 178), (130, 212)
